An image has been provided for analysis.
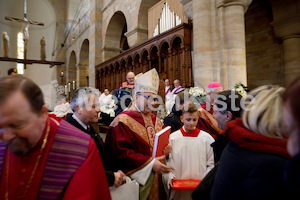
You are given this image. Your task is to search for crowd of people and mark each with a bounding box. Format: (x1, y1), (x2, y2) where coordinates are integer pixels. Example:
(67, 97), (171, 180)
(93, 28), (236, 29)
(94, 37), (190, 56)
(1, 67), (300, 200)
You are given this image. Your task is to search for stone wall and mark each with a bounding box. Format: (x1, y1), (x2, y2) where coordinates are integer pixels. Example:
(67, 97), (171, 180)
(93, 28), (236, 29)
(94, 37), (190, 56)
(245, 0), (283, 90)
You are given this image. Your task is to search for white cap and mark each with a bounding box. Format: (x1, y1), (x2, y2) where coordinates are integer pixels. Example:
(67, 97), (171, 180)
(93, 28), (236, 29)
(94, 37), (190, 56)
(134, 68), (159, 95)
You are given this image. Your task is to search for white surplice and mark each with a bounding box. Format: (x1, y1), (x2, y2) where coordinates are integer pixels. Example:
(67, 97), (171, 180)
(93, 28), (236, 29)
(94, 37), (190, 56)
(163, 127), (215, 200)
(165, 86), (173, 114)
(99, 93), (115, 117)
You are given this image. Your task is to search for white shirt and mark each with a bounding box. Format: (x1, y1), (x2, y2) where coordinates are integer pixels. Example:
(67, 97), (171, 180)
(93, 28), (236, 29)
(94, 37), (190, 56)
(72, 114), (88, 131)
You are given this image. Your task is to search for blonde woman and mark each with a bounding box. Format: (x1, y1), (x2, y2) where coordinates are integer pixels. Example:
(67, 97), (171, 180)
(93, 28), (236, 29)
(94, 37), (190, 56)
(211, 85), (291, 200)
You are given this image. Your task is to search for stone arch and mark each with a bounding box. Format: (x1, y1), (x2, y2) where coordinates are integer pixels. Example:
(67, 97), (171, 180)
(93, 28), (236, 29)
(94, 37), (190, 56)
(171, 35), (183, 51)
(133, 0), (161, 43)
(103, 11), (128, 60)
(127, 55), (133, 71)
(68, 51), (77, 92)
(150, 45), (159, 72)
(160, 41), (170, 79)
(141, 49), (149, 72)
(170, 36), (183, 83)
(79, 39), (89, 87)
(120, 59), (127, 83)
(134, 53), (141, 74)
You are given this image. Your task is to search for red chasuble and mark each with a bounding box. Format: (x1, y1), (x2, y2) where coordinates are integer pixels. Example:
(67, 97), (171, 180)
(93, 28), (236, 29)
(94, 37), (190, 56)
(106, 110), (164, 174)
(106, 109), (165, 200)
(0, 118), (111, 200)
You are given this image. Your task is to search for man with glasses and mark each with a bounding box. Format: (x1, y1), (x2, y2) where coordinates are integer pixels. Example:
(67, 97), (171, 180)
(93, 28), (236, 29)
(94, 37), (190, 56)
(106, 69), (172, 200)
(65, 87), (125, 187)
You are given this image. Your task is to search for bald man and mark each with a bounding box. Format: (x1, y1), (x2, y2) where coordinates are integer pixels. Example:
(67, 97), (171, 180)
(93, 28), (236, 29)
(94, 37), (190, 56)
(118, 72), (135, 89)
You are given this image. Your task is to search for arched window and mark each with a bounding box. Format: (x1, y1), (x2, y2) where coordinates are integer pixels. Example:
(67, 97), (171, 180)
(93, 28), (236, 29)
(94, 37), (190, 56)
(17, 32), (24, 74)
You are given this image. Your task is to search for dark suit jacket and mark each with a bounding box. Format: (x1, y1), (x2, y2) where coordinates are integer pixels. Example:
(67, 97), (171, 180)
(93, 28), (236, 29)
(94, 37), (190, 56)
(65, 113), (115, 186)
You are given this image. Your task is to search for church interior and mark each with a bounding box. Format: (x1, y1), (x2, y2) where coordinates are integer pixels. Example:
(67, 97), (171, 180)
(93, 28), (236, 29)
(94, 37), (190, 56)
(0, 0), (300, 110)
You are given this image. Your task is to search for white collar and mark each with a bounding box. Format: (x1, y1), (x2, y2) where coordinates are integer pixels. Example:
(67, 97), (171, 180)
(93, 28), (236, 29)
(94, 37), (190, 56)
(182, 126), (195, 133)
(72, 114), (88, 130)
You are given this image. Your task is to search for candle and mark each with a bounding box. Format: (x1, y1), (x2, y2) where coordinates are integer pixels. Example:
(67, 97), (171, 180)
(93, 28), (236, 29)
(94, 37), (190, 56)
(73, 81), (75, 90)
(65, 85), (67, 95)
(68, 83), (71, 93)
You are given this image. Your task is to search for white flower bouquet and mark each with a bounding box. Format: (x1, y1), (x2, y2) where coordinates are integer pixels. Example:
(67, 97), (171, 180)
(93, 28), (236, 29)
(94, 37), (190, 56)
(189, 86), (206, 107)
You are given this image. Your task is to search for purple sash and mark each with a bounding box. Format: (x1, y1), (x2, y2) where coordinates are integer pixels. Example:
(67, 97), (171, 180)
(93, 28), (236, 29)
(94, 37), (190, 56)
(0, 120), (90, 200)
(172, 86), (183, 94)
(165, 87), (170, 95)
(38, 120), (90, 199)
(0, 142), (5, 180)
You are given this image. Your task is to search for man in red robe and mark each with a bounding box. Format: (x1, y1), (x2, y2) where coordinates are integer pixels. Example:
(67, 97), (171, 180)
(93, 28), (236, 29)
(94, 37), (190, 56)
(106, 69), (172, 200)
(0, 75), (111, 200)
(118, 71), (135, 89)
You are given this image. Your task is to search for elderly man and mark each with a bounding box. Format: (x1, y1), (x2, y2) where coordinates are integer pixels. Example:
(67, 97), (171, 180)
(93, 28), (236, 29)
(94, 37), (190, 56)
(201, 82), (223, 114)
(0, 75), (111, 199)
(106, 69), (172, 200)
(118, 71), (135, 89)
(99, 88), (115, 125)
(171, 79), (184, 95)
(65, 87), (125, 187)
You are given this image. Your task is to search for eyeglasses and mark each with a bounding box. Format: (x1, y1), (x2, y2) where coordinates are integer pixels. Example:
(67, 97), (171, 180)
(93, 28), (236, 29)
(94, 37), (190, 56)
(137, 93), (159, 103)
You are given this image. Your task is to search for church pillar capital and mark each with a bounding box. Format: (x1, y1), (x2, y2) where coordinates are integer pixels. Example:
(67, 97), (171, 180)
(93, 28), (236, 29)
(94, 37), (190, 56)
(271, 16), (300, 40)
(125, 28), (148, 47)
(271, 16), (300, 86)
(217, 0), (252, 13)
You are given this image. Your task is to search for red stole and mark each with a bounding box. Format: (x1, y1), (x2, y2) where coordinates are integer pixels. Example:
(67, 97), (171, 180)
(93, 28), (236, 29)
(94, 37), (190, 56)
(224, 118), (290, 158)
(0, 118), (58, 200)
(180, 127), (201, 137)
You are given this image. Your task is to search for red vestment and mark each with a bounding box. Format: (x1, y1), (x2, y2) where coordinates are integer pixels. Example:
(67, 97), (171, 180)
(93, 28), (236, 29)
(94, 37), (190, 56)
(118, 81), (134, 89)
(0, 118), (111, 200)
(106, 110), (164, 174)
(106, 109), (165, 199)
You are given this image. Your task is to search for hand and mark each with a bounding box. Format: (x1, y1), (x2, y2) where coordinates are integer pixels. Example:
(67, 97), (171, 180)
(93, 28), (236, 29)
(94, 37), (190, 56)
(163, 144), (172, 156)
(114, 170), (126, 187)
(169, 177), (176, 188)
(152, 156), (172, 174)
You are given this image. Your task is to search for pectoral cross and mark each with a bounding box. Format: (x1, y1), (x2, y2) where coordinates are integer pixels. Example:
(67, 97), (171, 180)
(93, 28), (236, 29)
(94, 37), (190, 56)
(5, 0), (44, 69)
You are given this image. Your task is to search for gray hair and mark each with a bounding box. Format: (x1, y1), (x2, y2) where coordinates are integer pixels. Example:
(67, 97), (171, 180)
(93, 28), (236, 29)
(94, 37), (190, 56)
(70, 87), (99, 112)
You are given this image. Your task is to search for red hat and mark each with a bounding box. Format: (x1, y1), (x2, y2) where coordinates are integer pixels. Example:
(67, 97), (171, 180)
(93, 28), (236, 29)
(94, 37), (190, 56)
(208, 82), (222, 88)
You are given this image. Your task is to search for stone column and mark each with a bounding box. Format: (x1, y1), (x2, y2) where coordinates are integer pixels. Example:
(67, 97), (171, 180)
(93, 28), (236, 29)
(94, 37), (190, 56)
(282, 36), (300, 86)
(217, 0), (252, 89)
(125, 28), (148, 47)
(272, 15), (300, 86)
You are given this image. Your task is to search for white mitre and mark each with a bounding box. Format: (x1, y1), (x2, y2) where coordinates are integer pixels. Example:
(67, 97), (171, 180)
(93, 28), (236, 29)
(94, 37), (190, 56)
(134, 68), (159, 95)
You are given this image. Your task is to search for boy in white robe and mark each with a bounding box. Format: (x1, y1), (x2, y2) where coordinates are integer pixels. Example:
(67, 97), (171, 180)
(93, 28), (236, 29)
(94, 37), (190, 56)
(163, 103), (214, 200)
